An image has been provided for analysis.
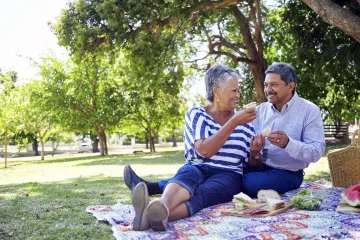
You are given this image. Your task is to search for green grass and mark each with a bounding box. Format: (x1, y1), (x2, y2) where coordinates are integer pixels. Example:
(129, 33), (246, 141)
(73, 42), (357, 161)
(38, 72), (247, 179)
(0, 144), (345, 239)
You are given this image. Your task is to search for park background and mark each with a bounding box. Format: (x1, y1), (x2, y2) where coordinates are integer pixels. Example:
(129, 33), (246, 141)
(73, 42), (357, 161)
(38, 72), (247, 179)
(0, 0), (359, 239)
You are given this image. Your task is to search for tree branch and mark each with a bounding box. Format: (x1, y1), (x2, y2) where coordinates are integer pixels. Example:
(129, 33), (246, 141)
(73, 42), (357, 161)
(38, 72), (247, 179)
(211, 35), (246, 52)
(209, 50), (254, 64)
(302, 0), (360, 41)
(230, 5), (259, 61)
(127, 0), (245, 39)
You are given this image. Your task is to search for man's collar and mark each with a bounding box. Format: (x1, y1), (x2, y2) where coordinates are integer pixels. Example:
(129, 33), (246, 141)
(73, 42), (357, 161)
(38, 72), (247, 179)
(270, 92), (298, 112)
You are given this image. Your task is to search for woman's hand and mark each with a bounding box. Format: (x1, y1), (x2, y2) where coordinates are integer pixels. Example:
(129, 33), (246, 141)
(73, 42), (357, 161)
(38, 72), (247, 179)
(234, 108), (257, 125)
(248, 134), (265, 167)
(250, 134), (265, 155)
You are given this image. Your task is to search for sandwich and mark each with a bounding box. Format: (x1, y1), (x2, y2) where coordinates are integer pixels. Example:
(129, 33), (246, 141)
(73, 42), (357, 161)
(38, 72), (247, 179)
(256, 189), (285, 211)
(243, 102), (257, 110)
(257, 189), (281, 203)
(266, 197), (285, 210)
(233, 192), (256, 210)
(261, 127), (272, 137)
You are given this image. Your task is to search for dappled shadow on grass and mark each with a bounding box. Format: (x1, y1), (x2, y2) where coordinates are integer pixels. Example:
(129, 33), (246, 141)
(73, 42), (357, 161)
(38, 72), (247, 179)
(30, 154), (108, 164)
(28, 150), (185, 166)
(75, 150), (185, 166)
(0, 174), (173, 240)
(304, 170), (331, 182)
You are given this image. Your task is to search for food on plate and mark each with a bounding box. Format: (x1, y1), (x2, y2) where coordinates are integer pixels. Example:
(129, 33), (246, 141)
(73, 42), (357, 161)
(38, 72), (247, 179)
(341, 183), (360, 207)
(241, 208), (269, 215)
(243, 102), (257, 110)
(233, 192), (256, 210)
(261, 127), (272, 137)
(290, 189), (323, 210)
(266, 198), (285, 210)
(257, 189), (281, 203)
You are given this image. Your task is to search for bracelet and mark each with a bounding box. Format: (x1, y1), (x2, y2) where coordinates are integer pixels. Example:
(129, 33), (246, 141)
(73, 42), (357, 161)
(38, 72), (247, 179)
(251, 154), (262, 160)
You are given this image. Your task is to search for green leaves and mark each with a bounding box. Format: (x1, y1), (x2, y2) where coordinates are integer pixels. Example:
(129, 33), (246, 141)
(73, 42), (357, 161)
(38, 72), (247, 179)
(264, 2), (360, 123)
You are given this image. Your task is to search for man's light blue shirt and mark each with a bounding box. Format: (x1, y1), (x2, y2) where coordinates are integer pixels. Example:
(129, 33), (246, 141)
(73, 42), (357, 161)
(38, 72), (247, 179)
(253, 92), (326, 172)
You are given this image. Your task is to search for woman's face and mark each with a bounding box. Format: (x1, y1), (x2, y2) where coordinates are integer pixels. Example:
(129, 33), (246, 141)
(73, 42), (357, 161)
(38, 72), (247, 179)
(215, 78), (240, 110)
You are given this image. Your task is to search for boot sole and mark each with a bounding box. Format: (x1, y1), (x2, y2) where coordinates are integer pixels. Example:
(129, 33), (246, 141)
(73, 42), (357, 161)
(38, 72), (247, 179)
(132, 183), (150, 231)
(146, 200), (168, 231)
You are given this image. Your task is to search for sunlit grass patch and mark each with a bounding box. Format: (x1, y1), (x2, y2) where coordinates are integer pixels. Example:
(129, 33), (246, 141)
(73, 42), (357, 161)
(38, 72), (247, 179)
(0, 144), (345, 239)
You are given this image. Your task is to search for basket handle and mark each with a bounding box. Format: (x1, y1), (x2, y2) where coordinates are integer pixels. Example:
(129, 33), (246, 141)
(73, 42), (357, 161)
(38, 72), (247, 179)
(351, 128), (359, 147)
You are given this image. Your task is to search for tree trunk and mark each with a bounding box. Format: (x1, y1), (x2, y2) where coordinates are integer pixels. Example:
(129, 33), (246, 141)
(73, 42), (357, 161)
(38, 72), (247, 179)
(33, 139), (39, 156)
(172, 130), (177, 147)
(146, 131), (156, 152)
(302, 0), (360, 42)
(145, 133), (149, 149)
(51, 142), (59, 156)
(92, 139), (100, 153)
(249, 62), (267, 103)
(230, 5), (267, 103)
(4, 127), (8, 168)
(150, 136), (156, 152)
(98, 130), (107, 156)
(103, 132), (108, 155)
(40, 137), (45, 160)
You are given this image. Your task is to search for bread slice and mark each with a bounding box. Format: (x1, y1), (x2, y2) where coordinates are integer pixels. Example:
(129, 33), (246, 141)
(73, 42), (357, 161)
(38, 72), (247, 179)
(243, 102), (257, 110)
(257, 190), (281, 203)
(261, 127), (271, 137)
(266, 197), (285, 210)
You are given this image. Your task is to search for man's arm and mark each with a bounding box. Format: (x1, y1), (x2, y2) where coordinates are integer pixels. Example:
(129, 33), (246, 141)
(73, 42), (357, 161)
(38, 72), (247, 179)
(284, 108), (325, 164)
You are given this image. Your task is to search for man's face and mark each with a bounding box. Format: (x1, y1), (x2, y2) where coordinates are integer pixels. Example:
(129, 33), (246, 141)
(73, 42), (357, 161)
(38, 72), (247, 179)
(264, 73), (294, 107)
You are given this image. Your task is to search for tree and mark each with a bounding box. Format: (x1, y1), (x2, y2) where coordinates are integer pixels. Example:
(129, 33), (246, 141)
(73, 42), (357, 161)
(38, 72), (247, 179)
(0, 70), (18, 167)
(264, 2), (360, 124)
(16, 80), (56, 160)
(52, 0), (268, 102)
(121, 32), (186, 152)
(39, 54), (128, 156)
(302, 0), (360, 41)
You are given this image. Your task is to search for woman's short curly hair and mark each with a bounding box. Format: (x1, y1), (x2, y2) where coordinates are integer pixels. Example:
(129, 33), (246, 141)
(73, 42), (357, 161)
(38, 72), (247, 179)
(205, 63), (239, 102)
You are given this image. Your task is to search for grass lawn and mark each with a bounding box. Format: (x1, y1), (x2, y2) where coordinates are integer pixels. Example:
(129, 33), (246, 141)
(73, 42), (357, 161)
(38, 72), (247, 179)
(0, 144), (347, 239)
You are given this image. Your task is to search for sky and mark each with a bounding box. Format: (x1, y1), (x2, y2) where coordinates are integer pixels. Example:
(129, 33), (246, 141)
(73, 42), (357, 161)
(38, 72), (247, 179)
(0, 0), (69, 81)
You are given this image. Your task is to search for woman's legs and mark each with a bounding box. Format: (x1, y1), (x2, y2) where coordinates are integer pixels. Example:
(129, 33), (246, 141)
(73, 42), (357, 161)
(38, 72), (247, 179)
(146, 164), (204, 230)
(185, 169), (242, 216)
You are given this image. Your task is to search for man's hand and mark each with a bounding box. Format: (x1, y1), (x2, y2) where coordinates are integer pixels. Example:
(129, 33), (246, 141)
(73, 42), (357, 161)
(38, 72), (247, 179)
(267, 130), (289, 148)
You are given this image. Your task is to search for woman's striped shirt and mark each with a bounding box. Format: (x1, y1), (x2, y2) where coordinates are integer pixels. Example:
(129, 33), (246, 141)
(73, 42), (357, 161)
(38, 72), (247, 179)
(184, 106), (255, 174)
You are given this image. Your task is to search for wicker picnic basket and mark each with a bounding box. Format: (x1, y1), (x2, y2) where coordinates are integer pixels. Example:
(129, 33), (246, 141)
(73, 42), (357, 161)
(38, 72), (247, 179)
(328, 129), (360, 187)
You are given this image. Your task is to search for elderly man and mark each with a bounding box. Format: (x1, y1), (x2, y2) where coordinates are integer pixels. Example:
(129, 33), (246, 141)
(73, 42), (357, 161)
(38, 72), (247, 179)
(124, 62), (326, 198)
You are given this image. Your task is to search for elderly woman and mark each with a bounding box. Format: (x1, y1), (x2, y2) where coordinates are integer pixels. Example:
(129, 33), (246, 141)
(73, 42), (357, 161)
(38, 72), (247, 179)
(128, 63), (265, 232)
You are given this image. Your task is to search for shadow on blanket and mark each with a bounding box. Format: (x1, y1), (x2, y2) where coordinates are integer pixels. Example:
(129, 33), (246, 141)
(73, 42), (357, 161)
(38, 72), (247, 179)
(87, 180), (360, 240)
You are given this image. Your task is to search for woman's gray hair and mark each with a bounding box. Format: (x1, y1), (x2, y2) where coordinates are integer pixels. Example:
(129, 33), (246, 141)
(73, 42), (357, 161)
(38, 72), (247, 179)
(205, 63), (239, 102)
(265, 62), (298, 85)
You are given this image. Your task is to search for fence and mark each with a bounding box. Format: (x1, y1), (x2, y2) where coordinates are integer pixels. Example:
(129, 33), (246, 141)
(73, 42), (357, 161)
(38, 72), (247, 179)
(324, 124), (348, 139)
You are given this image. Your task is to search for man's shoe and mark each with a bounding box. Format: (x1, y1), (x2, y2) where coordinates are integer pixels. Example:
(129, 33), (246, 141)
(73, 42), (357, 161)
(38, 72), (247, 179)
(146, 199), (169, 231)
(132, 182), (150, 231)
(124, 165), (145, 192)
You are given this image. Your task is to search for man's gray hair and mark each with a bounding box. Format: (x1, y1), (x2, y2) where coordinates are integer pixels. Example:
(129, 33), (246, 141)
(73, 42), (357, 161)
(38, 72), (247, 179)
(205, 63), (239, 102)
(265, 62), (298, 85)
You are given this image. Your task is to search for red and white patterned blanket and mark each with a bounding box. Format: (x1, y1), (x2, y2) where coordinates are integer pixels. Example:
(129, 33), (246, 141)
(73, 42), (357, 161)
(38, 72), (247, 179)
(87, 181), (360, 239)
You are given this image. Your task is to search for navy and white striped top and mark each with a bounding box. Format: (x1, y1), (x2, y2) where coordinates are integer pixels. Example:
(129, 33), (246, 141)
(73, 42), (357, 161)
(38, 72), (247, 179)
(184, 106), (255, 174)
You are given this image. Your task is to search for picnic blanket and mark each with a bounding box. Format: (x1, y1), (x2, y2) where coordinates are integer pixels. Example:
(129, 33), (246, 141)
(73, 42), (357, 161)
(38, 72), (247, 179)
(87, 180), (360, 239)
